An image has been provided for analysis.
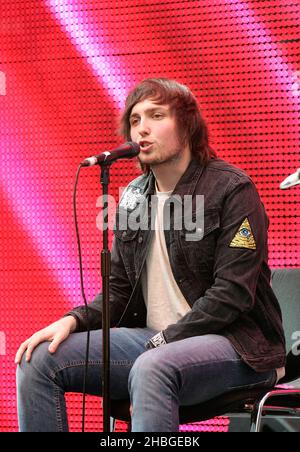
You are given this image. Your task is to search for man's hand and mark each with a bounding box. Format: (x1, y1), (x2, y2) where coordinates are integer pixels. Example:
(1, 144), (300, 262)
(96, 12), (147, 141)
(14, 316), (77, 364)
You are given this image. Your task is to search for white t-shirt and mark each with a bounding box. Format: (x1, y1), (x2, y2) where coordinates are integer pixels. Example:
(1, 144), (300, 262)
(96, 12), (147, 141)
(141, 185), (191, 331)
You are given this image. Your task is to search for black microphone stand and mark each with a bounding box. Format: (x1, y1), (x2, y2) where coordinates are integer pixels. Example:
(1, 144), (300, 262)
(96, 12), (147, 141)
(80, 143), (139, 432)
(99, 162), (111, 432)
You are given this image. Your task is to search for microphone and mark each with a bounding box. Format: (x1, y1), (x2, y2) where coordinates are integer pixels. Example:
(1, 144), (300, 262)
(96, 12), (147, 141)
(81, 142), (140, 167)
(280, 168), (300, 189)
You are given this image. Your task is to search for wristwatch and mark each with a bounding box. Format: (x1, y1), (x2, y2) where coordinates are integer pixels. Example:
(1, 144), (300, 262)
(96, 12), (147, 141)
(145, 331), (167, 349)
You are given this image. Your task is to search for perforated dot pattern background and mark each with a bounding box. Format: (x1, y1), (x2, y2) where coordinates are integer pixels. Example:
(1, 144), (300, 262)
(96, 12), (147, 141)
(0, 0), (299, 432)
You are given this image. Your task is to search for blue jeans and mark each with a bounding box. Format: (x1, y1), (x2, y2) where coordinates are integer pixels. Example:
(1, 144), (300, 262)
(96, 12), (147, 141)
(16, 328), (276, 432)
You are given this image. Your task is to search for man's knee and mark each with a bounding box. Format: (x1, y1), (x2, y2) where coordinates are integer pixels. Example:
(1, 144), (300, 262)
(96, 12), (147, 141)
(16, 341), (55, 387)
(129, 348), (175, 389)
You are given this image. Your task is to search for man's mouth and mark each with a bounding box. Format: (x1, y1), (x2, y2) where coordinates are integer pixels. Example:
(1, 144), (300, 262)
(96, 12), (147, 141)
(139, 141), (153, 152)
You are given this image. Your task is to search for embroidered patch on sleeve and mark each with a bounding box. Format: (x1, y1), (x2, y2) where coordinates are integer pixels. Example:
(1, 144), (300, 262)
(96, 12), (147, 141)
(229, 217), (256, 250)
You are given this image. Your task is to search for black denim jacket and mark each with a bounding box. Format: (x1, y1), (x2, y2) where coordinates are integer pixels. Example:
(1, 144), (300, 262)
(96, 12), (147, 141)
(66, 158), (286, 372)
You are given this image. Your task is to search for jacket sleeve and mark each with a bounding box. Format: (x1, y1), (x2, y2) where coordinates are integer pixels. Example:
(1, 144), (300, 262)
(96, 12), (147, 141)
(163, 176), (269, 343)
(64, 235), (133, 332)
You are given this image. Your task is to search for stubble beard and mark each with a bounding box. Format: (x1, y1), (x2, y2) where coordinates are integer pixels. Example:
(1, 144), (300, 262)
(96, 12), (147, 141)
(138, 146), (183, 169)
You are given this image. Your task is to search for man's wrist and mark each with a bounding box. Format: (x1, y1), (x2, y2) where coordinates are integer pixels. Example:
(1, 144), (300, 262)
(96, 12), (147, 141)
(62, 315), (78, 333)
(145, 331), (167, 350)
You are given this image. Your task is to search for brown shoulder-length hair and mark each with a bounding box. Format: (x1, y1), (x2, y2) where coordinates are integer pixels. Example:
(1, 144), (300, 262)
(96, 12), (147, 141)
(119, 78), (216, 174)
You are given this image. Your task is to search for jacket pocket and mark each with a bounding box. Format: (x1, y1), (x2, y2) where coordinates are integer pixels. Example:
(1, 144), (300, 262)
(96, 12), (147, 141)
(114, 226), (139, 276)
(114, 228), (139, 242)
(178, 209), (220, 273)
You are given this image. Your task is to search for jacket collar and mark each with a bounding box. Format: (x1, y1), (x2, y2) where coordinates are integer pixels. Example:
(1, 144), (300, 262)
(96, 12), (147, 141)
(145, 158), (204, 198)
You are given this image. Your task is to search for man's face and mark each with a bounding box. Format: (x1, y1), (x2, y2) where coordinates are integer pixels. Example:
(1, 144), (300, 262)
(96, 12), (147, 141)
(129, 98), (184, 167)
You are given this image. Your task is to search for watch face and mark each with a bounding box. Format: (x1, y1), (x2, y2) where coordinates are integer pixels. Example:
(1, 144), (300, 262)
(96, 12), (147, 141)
(151, 332), (166, 347)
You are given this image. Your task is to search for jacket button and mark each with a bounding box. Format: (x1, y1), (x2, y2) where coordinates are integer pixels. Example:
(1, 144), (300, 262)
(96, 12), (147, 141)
(122, 231), (126, 239)
(133, 312), (138, 317)
(138, 236), (143, 243)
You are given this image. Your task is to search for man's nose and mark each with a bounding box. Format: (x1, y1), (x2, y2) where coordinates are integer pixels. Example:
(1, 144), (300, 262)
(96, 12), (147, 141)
(137, 119), (150, 137)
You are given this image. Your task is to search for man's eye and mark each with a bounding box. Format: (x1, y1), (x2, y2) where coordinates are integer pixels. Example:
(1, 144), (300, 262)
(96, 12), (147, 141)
(130, 118), (139, 126)
(153, 113), (163, 119)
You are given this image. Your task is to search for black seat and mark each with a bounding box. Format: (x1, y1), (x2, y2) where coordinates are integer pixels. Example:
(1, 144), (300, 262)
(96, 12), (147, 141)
(110, 268), (300, 432)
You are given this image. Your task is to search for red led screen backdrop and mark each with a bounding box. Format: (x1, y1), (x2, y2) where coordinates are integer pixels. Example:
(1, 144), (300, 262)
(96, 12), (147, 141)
(0, 0), (299, 432)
